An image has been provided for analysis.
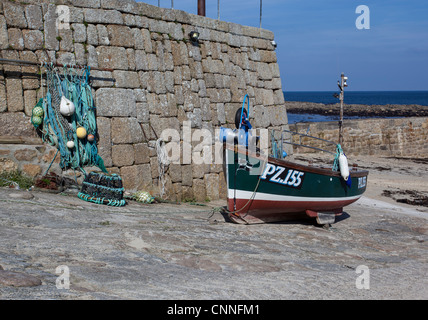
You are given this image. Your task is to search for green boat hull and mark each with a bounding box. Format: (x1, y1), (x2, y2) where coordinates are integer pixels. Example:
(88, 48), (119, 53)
(224, 144), (368, 224)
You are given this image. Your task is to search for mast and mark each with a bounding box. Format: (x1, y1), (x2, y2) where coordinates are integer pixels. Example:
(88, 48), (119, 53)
(337, 73), (348, 145)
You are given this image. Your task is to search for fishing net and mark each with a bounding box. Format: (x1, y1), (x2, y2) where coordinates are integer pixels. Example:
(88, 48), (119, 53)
(32, 63), (126, 206)
(78, 171), (126, 207)
(33, 63), (107, 173)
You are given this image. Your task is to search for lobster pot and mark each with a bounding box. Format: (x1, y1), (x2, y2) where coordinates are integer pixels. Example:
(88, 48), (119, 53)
(78, 172), (126, 206)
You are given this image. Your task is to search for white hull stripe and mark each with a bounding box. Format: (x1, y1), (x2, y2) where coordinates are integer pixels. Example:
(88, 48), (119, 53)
(228, 189), (362, 203)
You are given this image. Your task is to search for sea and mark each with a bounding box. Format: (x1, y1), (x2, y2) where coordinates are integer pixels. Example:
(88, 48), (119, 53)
(284, 91), (428, 124)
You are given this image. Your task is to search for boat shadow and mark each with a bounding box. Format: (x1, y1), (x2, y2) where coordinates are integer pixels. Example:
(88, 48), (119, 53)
(217, 207), (351, 227)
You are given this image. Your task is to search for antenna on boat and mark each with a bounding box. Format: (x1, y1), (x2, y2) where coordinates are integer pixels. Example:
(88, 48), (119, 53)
(337, 73), (348, 145)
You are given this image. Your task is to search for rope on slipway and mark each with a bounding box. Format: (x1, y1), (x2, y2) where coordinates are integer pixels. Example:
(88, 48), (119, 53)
(156, 138), (170, 199)
(0, 177), (19, 189)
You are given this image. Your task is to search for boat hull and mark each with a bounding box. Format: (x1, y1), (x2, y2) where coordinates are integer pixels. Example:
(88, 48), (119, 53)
(224, 144), (368, 224)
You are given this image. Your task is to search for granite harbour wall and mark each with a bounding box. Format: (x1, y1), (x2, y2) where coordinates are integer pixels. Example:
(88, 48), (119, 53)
(290, 117), (428, 158)
(0, 0), (289, 202)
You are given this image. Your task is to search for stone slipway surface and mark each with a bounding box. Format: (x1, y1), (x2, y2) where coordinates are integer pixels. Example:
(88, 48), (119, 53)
(0, 156), (427, 300)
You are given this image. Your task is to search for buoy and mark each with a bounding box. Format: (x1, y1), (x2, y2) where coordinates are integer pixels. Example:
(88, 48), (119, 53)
(219, 127), (237, 143)
(338, 152), (350, 181)
(66, 140), (75, 149)
(60, 96), (75, 116)
(32, 106), (44, 117)
(32, 116), (43, 126)
(76, 127), (87, 139)
(87, 134), (95, 142)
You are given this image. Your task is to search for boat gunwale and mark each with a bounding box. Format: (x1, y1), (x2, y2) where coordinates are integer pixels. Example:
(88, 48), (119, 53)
(223, 142), (369, 178)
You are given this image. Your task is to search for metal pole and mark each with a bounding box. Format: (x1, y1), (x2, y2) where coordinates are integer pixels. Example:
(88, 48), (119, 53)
(0, 58), (114, 72)
(198, 0), (206, 16)
(339, 73), (344, 145)
(260, 0), (263, 28)
(217, 0), (220, 20)
(171, 0), (173, 9)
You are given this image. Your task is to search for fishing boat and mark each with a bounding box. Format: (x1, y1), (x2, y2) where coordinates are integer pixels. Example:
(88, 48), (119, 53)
(219, 92), (369, 226)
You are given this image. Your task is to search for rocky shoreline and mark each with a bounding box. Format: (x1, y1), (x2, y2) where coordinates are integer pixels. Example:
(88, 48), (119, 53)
(284, 101), (428, 118)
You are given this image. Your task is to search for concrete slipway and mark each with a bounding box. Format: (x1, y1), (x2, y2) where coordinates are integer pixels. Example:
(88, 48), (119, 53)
(0, 155), (427, 300)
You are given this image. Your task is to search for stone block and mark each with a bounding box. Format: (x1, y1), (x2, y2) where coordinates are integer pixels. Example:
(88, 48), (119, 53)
(0, 80), (6, 112)
(120, 163), (153, 192)
(0, 158), (18, 173)
(204, 173), (219, 201)
(134, 143), (150, 164)
(6, 79), (24, 112)
(206, 88), (231, 103)
(23, 90), (37, 116)
(72, 23), (87, 43)
(111, 117), (144, 144)
(22, 164), (41, 178)
(150, 157), (159, 179)
(126, 48), (136, 70)
(135, 50), (148, 71)
(107, 25), (134, 48)
(273, 89), (285, 105)
(134, 89), (147, 103)
(22, 30), (44, 50)
(87, 45), (99, 68)
(25, 5), (43, 30)
(140, 29), (152, 51)
(112, 144), (134, 167)
(97, 25), (110, 45)
(192, 178), (206, 203)
(192, 163), (210, 179)
(4, 2), (27, 28)
(14, 149), (37, 161)
(112, 71), (140, 88)
(148, 115), (180, 141)
(260, 50), (277, 63)
(132, 28), (145, 50)
(101, 0), (139, 14)
(168, 163), (182, 183)
(257, 62), (273, 81)
(84, 9), (124, 25)
(136, 102), (150, 123)
(8, 28), (24, 50)
(71, 0), (101, 8)
(0, 112), (40, 140)
(252, 105), (270, 128)
(171, 41), (188, 66)
(267, 106), (289, 126)
(87, 24), (98, 45)
(181, 165), (193, 186)
(43, 4), (59, 51)
(56, 52), (76, 66)
(97, 46), (129, 70)
(0, 16), (9, 49)
(58, 28), (74, 51)
(96, 117), (112, 167)
(148, 71), (166, 94)
(89, 70), (113, 88)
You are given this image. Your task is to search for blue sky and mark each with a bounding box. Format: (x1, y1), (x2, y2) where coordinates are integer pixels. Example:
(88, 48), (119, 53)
(139, 1), (428, 91)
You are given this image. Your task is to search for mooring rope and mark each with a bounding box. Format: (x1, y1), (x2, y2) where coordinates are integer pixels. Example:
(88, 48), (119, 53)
(156, 138), (170, 199)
